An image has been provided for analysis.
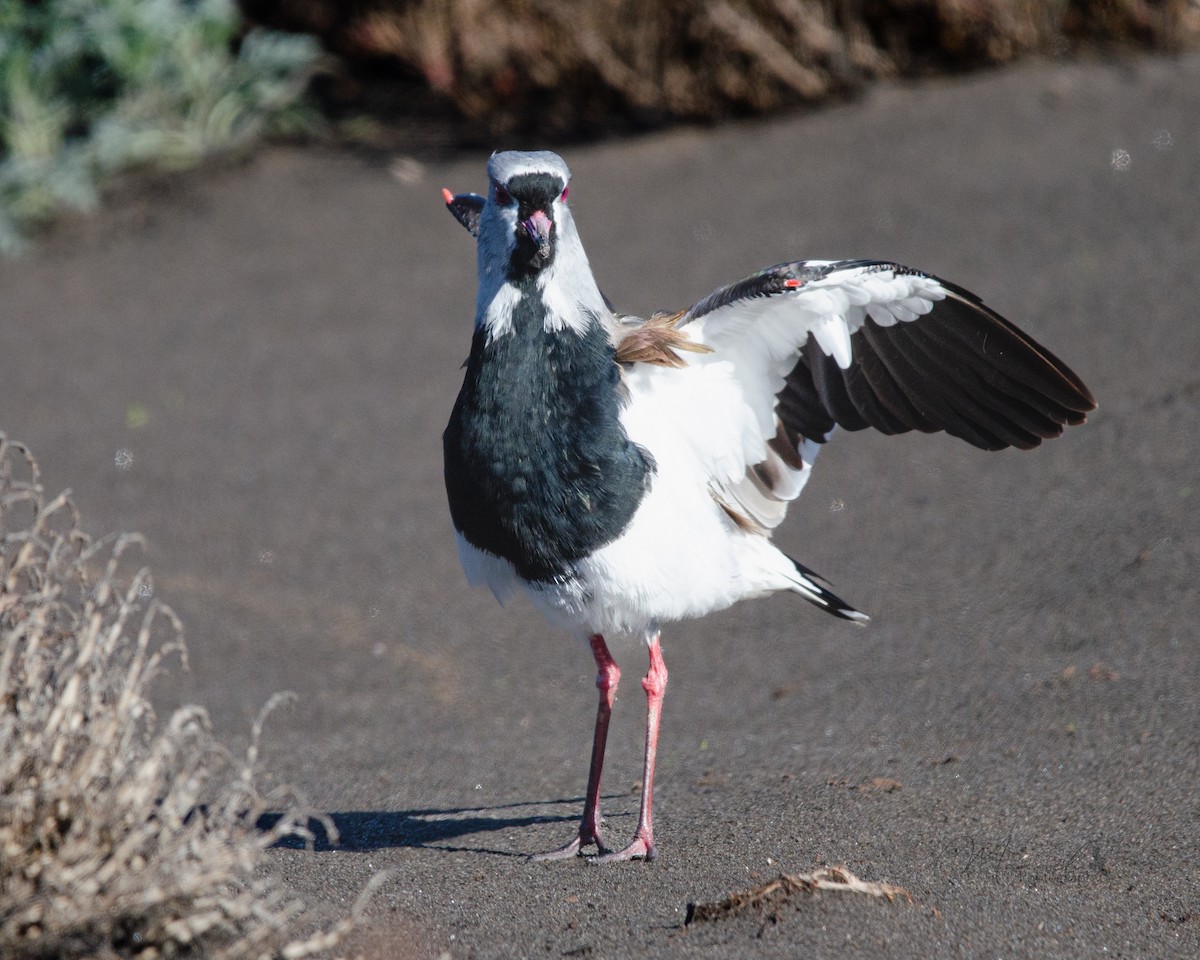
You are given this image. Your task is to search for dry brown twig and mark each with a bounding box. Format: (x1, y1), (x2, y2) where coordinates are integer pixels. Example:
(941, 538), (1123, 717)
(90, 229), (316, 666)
(0, 434), (365, 960)
(685, 865), (911, 925)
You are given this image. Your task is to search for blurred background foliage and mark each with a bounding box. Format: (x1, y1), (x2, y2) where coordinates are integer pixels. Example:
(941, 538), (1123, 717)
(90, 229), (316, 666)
(1, 0), (1197, 254)
(0, 0), (318, 254)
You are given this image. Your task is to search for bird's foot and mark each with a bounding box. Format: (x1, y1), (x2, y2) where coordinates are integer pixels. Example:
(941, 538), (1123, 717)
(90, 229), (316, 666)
(589, 830), (656, 864)
(529, 827), (609, 861)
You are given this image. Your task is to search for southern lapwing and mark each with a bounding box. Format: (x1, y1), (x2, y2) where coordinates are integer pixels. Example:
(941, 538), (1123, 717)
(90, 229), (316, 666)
(441, 150), (1095, 862)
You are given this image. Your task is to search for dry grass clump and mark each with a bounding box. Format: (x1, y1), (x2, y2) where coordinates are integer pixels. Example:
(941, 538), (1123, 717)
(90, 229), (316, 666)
(0, 435), (351, 960)
(240, 0), (1200, 135)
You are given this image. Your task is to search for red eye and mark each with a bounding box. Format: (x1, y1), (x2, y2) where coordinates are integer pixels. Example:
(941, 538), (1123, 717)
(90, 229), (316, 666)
(494, 183), (511, 205)
(561, 187), (569, 201)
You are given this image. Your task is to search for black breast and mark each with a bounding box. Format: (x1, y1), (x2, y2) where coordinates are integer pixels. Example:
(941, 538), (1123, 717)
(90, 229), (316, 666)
(443, 288), (652, 582)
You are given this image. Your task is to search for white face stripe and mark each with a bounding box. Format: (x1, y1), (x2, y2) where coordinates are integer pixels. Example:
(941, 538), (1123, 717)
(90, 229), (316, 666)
(474, 182), (519, 338)
(487, 150), (571, 186)
(537, 199), (608, 335)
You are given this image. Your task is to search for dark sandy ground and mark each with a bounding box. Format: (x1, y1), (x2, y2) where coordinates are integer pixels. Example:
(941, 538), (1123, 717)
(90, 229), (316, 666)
(2, 54), (1199, 960)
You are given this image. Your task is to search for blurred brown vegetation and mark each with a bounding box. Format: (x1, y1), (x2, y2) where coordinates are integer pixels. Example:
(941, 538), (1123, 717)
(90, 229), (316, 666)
(239, 0), (1200, 136)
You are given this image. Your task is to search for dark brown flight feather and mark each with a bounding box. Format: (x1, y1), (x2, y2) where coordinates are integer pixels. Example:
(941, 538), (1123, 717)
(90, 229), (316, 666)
(776, 286), (1096, 452)
(668, 258), (1095, 452)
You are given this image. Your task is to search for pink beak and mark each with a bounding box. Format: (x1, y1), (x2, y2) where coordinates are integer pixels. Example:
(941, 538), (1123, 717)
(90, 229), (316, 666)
(520, 209), (553, 261)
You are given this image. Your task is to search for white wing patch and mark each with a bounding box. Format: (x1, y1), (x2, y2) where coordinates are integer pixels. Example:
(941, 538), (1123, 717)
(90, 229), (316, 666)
(769, 265), (946, 366)
(813, 314), (854, 369)
(620, 263), (951, 541)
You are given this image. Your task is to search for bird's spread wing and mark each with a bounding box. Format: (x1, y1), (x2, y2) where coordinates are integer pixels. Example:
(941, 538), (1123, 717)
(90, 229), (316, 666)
(444, 191), (485, 236)
(634, 259), (1096, 531)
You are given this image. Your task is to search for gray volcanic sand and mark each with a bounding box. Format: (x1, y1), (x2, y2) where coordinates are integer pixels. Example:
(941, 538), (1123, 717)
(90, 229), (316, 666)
(2, 54), (1197, 959)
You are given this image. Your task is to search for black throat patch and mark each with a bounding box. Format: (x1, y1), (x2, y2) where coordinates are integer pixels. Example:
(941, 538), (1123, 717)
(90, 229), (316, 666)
(444, 283), (652, 583)
(507, 173), (563, 278)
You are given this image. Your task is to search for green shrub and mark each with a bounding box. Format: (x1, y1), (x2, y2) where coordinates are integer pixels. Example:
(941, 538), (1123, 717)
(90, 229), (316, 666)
(0, 0), (319, 255)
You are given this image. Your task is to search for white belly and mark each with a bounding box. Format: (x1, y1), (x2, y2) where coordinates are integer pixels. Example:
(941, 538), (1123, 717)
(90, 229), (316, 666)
(540, 376), (797, 634)
(455, 361), (801, 637)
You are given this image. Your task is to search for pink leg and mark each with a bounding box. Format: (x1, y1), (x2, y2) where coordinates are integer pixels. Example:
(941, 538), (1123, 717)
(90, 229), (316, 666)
(595, 632), (668, 863)
(531, 634), (620, 860)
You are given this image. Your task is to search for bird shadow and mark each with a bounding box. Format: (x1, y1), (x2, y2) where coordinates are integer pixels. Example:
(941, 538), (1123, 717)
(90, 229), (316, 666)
(256, 796), (627, 857)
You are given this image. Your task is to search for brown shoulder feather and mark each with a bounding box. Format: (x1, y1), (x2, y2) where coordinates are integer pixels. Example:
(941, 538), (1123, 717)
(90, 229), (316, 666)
(614, 311), (714, 368)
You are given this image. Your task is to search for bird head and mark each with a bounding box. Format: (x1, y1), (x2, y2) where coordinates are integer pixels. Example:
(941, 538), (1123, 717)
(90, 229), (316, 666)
(447, 151), (608, 337)
(486, 151), (570, 277)
(440, 151), (568, 278)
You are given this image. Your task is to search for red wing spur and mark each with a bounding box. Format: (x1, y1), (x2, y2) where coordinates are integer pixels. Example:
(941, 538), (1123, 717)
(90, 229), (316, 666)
(441, 151), (1096, 863)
